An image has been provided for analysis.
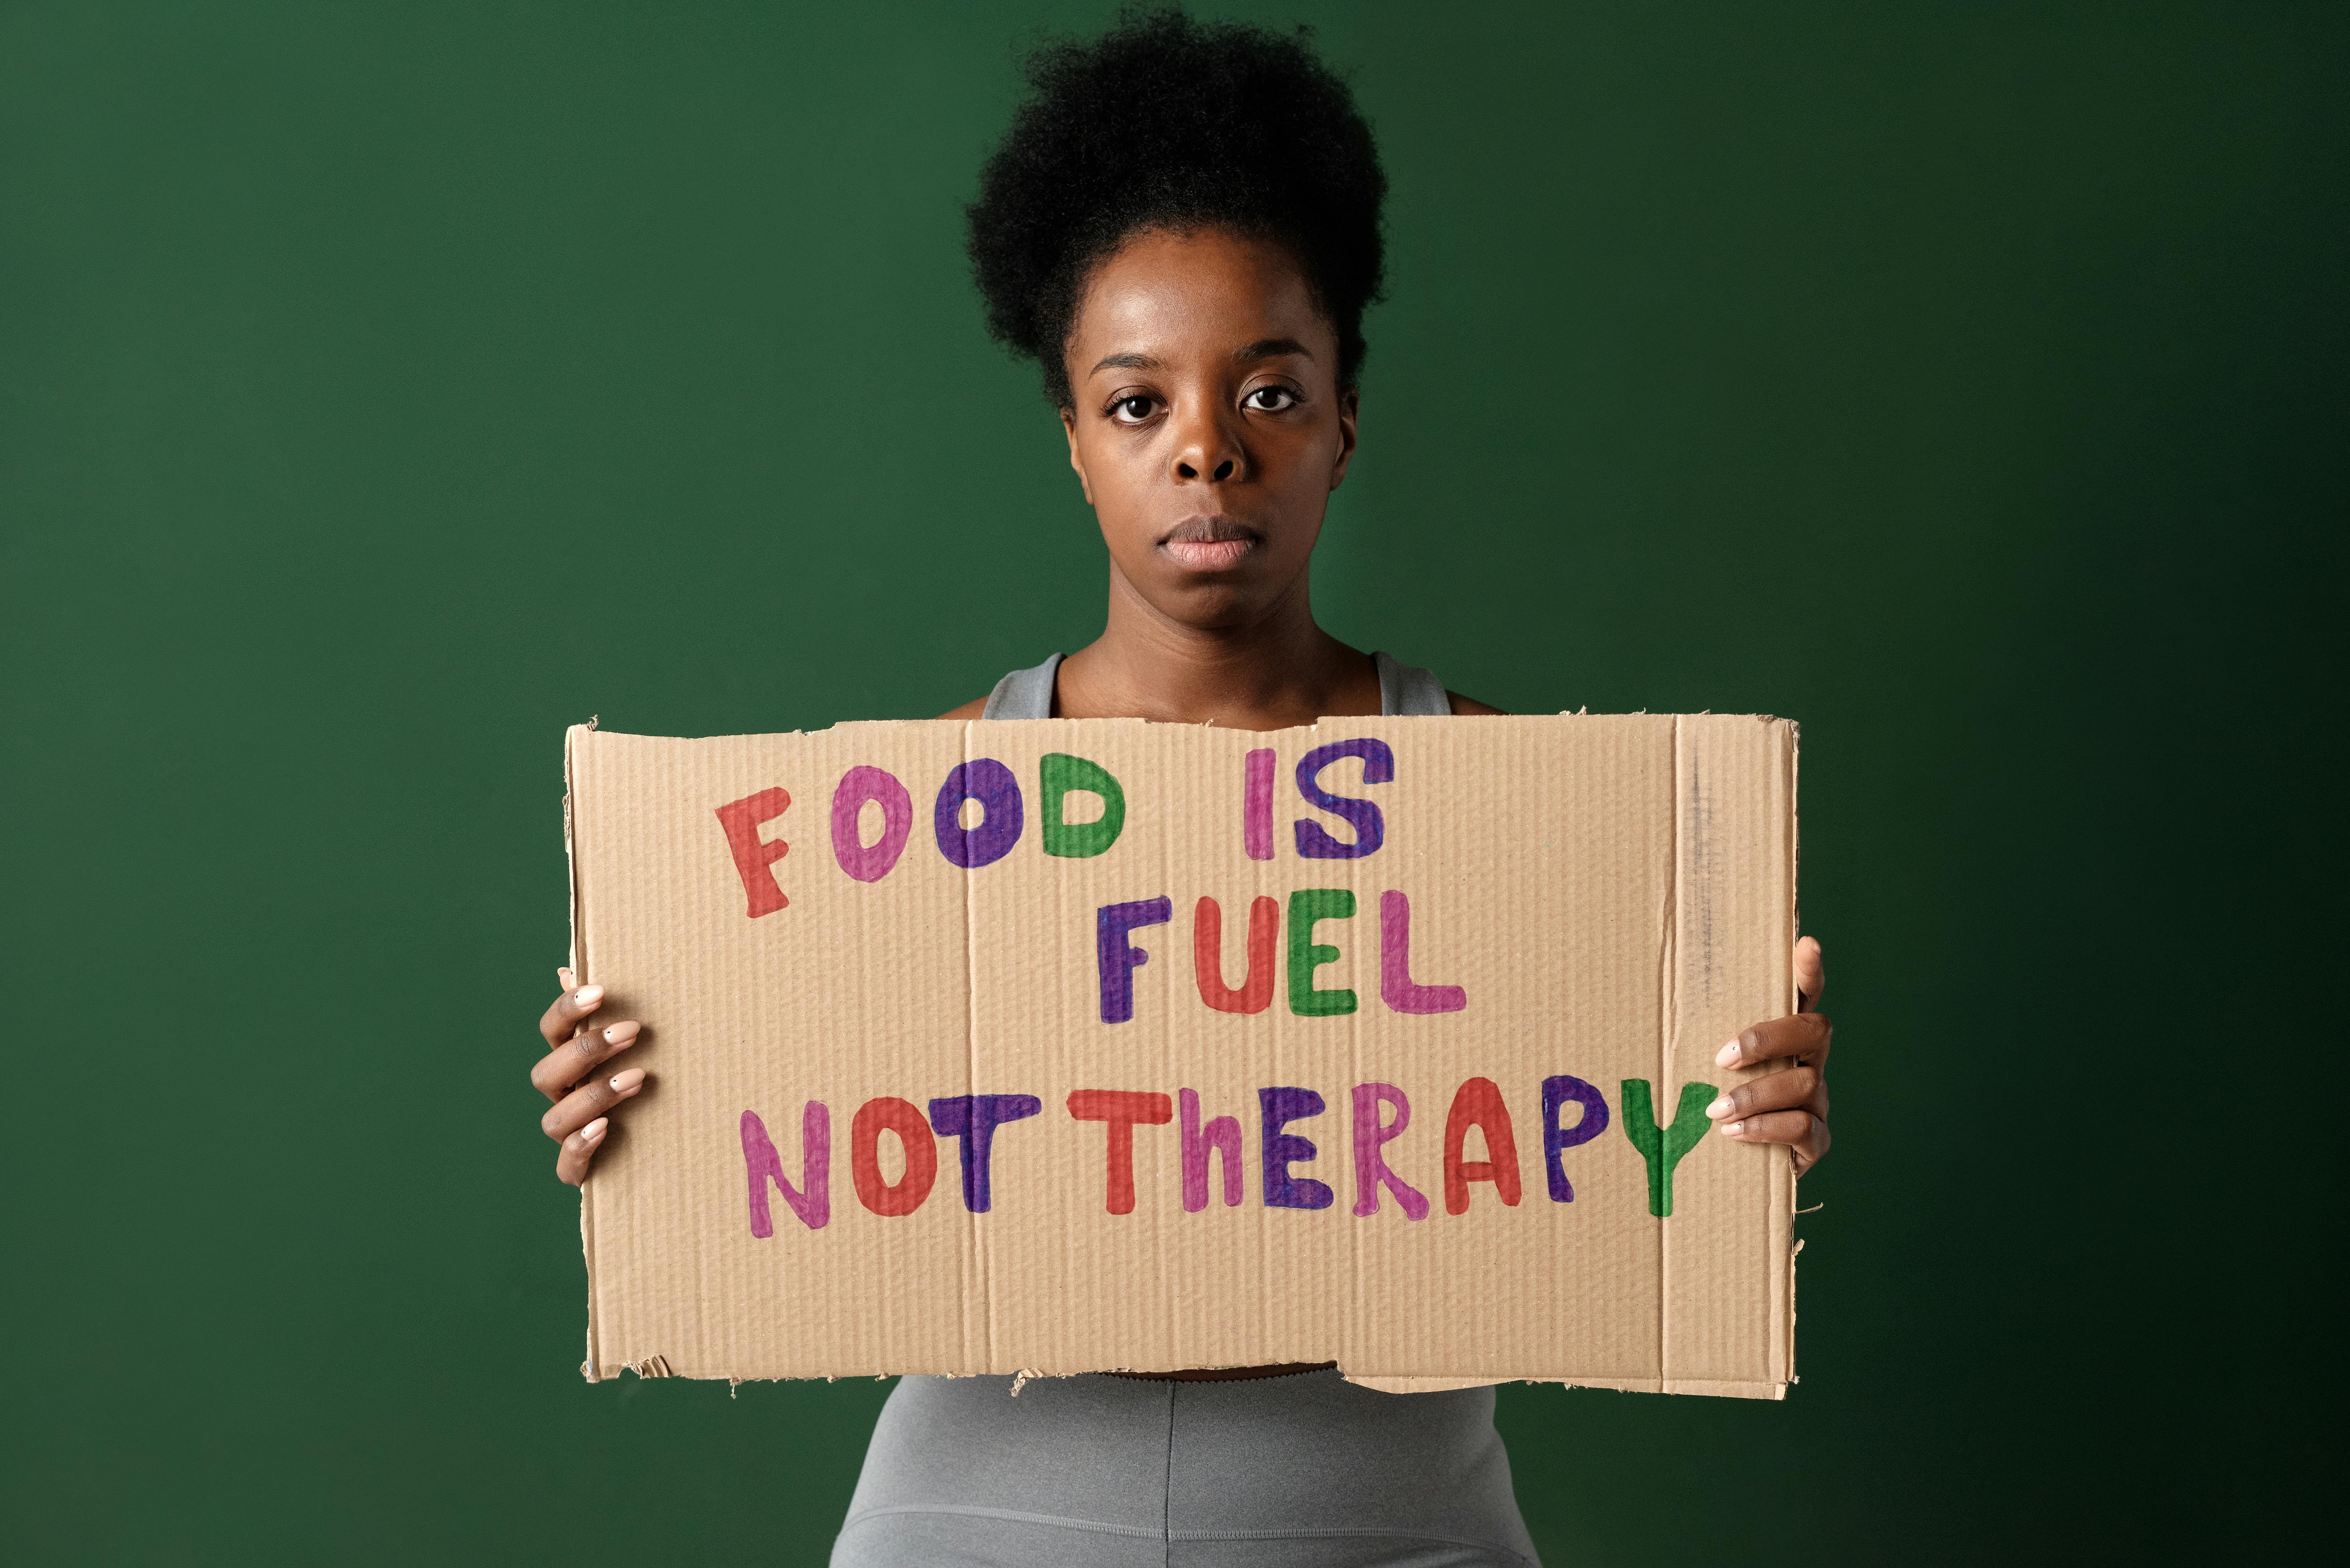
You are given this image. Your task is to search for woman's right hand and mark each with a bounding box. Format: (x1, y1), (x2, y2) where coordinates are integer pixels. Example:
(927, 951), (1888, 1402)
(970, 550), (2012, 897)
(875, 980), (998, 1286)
(533, 966), (646, 1185)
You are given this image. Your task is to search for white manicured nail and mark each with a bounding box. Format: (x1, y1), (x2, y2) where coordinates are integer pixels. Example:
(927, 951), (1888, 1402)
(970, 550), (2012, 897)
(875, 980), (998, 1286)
(580, 1117), (608, 1144)
(1718, 1120), (1744, 1138)
(609, 1068), (645, 1094)
(1706, 1096), (1734, 1119)
(575, 985), (604, 1007)
(1715, 1040), (1741, 1067)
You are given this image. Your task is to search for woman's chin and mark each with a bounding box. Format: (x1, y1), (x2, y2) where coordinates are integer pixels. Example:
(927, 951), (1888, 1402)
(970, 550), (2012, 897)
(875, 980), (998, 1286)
(1154, 579), (1283, 631)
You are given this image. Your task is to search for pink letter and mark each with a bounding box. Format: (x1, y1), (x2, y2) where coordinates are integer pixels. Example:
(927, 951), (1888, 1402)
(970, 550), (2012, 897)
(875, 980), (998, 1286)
(1381, 890), (1467, 1014)
(1179, 1088), (1244, 1212)
(1243, 748), (1275, 860)
(1351, 1082), (1430, 1219)
(831, 766), (913, 883)
(741, 1103), (830, 1235)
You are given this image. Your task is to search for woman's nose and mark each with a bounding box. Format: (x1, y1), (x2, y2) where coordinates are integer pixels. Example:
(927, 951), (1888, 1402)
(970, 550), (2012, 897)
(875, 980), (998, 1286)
(1171, 411), (1245, 483)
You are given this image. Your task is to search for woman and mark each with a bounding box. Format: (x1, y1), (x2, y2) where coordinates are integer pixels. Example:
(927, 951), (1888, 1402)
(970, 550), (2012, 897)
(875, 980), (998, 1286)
(530, 13), (1832, 1564)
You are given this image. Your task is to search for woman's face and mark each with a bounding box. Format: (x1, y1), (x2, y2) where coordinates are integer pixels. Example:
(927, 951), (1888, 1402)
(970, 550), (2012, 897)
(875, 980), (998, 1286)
(1060, 227), (1356, 631)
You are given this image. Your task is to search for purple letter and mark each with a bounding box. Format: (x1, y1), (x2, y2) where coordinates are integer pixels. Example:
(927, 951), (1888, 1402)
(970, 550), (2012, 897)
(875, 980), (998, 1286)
(1541, 1075), (1611, 1202)
(1380, 891), (1468, 1014)
(1180, 1087), (1244, 1212)
(1350, 1082), (1430, 1219)
(1294, 738), (1393, 859)
(1097, 896), (1173, 1024)
(926, 1094), (1042, 1213)
(741, 1103), (831, 1236)
(831, 766), (914, 883)
(1260, 1086), (1334, 1210)
(934, 758), (1024, 869)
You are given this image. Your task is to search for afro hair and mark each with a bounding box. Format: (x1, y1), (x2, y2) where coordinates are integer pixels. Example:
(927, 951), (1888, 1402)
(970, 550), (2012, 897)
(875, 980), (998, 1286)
(965, 7), (1387, 408)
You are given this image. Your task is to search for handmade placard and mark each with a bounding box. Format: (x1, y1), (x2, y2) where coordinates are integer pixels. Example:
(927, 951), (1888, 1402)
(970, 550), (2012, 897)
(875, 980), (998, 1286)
(564, 713), (1797, 1396)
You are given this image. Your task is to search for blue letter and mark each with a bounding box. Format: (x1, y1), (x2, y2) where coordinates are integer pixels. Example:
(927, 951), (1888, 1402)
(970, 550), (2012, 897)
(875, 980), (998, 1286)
(1294, 739), (1394, 859)
(1096, 897), (1173, 1023)
(926, 1094), (1043, 1213)
(1540, 1075), (1610, 1202)
(1259, 1086), (1335, 1210)
(935, 759), (1024, 868)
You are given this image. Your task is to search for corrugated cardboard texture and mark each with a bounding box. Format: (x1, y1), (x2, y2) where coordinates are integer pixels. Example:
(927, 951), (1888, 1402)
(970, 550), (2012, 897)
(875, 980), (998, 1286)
(565, 714), (1796, 1397)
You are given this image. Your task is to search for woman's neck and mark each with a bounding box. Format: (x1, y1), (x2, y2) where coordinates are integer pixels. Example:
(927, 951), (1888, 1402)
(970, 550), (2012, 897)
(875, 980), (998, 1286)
(1054, 565), (1381, 728)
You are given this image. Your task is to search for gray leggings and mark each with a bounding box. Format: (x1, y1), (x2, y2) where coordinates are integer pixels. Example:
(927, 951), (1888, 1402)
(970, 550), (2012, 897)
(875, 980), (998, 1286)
(830, 1371), (1540, 1566)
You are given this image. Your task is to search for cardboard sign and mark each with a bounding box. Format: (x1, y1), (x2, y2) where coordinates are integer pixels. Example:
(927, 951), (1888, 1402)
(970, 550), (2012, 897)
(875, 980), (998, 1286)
(564, 713), (1798, 1398)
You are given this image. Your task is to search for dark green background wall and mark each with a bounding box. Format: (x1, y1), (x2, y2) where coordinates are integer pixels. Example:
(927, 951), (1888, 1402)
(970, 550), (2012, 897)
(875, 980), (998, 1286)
(3, 2), (2337, 1561)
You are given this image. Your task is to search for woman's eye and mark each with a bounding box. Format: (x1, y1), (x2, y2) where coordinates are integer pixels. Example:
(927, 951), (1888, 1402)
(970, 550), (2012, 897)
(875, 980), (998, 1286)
(1111, 395), (1156, 423)
(1245, 387), (1299, 412)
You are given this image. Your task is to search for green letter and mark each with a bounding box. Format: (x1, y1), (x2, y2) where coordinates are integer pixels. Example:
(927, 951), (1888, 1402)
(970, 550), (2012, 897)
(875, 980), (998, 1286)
(1039, 753), (1125, 858)
(1287, 889), (1357, 1016)
(1620, 1079), (1715, 1217)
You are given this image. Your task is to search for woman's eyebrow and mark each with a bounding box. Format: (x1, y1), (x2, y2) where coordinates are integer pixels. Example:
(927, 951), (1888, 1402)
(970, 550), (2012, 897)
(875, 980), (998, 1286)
(1087, 340), (1312, 376)
(1089, 351), (1162, 374)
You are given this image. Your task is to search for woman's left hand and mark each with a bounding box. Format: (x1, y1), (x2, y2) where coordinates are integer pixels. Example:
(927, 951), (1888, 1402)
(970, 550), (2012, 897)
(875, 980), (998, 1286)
(1707, 935), (1832, 1175)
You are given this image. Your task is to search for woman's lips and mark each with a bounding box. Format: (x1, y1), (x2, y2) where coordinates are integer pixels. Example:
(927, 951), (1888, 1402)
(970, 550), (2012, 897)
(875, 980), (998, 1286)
(1162, 537), (1259, 571)
(1159, 518), (1261, 572)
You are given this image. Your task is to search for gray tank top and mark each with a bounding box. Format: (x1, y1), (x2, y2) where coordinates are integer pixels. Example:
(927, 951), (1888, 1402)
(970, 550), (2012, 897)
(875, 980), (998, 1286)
(981, 650), (1452, 720)
(827, 649), (1539, 1567)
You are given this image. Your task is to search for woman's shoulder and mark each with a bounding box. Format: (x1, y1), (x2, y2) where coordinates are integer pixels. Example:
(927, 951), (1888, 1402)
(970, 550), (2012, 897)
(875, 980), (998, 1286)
(935, 694), (992, 721)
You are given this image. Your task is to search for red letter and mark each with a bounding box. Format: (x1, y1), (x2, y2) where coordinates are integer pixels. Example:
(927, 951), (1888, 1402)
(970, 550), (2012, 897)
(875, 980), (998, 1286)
(1193, 895), (1278, 1014)
(849, 1097), (938, 1217)
(1066, 1090), (1174, 1215)
(1442, 1077), (1521, 1215)
(714, 787), (791, 917)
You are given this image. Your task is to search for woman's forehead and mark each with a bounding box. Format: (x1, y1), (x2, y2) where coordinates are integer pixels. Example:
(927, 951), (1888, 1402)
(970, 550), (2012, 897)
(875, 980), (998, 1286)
(1070, 229), (1334, 369)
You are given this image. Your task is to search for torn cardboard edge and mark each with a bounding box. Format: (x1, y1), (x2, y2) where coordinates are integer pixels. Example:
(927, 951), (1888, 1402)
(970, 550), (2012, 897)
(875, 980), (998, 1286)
(581, 1365), (1787, 1402)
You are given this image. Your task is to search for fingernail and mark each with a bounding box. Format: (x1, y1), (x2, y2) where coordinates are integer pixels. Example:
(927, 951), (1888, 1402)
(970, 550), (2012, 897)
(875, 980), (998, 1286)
(1706, 1096), (1735, 1119)
(1715, 1039), (1741, 1067)
(609, 1068), (645, 1094)
(580, 1117), (608, 1144)
(603, 1021), (639, 1044)
(575, 985), (604, 1006)
(1717, 1120), (1744, 1138)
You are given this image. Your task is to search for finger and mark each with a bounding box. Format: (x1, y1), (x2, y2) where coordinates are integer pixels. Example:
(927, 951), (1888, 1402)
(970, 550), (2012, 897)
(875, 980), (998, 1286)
(1716, 1109), (1827, 1162)
(1795, 936), (1825, 1011)
(539, 983), (606, 1049)
(1716, 1011), (1832, 1071)
(556, 1116), (609, 1186)
(1791, 1135), (1829, 1178)
(530, 1019), (642, 1100)
(542, 1066), (646, 1141)
(1705, 1066), (1821, 1124)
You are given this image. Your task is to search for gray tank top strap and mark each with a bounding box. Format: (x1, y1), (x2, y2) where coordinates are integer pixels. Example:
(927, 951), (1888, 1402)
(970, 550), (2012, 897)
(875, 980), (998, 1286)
(1373, 650), (1451, 716)
(981, 650), (1446, 721)
(980, 653), (1062, 720)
